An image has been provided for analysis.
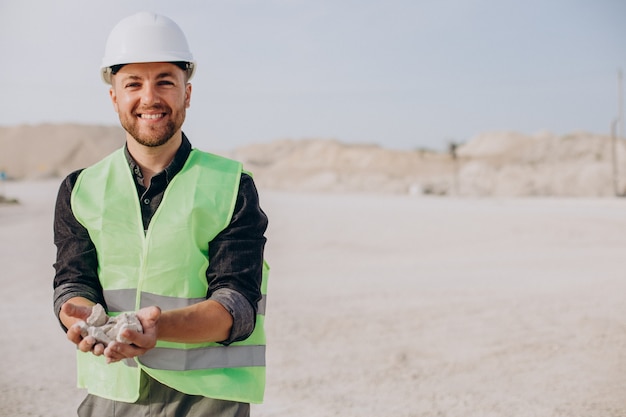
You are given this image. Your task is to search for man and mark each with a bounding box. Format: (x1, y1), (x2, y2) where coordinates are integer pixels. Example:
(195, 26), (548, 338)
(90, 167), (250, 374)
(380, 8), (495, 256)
(53, 11), (268, 417)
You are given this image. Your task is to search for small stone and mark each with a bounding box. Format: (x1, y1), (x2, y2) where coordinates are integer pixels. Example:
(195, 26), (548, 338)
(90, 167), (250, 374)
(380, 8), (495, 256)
(85, 303), (108, 327)
(78, 304), (143, 346)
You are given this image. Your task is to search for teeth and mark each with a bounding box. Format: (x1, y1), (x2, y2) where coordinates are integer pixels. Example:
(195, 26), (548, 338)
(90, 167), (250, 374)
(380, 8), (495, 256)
(140, 113), (164, 119)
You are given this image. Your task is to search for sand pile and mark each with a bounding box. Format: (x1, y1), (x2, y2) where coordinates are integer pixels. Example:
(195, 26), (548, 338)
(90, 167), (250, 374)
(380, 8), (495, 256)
(2, 124), (625, 197)
(456, 130), (626, 197)
(235, 131), (626, 197)
(231, 138), (454, 195)
(0, 124), (125, 179)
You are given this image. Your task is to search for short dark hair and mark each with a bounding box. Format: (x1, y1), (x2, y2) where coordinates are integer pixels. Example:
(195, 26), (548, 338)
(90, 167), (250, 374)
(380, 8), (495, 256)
(110, 61), (191, 76)
(110, 64), (125, 75)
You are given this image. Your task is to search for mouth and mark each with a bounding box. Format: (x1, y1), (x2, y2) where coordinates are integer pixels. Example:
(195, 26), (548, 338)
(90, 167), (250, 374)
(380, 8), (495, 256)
(138, 113), (167, 120)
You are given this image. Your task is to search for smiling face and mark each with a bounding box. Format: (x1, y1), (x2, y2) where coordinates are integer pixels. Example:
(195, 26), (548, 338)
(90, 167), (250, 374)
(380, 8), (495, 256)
(109, 62), (192, 148)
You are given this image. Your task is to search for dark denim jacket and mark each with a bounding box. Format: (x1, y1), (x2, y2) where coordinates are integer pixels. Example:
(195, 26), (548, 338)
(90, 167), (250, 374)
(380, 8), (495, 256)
(52, 134), (268, 344)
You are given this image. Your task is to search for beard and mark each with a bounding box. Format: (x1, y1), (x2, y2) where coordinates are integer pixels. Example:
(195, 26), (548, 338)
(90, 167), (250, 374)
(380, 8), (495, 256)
(119, 105), (185, 147)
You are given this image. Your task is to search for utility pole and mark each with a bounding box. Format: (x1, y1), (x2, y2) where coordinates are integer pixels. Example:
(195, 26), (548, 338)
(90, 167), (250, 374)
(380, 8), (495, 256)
(611, 118), (619, 196)
(613, 69), (624, 196)
(448, 141), (459, 196)
(617, 68), (624, 143)
(0, 169), (5, 198)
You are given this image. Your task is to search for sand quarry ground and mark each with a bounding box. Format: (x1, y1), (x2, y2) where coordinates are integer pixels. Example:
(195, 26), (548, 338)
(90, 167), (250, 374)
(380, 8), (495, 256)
(1, 179), (626, 416)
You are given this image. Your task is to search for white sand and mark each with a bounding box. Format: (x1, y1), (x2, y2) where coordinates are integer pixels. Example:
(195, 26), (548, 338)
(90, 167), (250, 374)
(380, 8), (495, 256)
(1, 180), (625, 416)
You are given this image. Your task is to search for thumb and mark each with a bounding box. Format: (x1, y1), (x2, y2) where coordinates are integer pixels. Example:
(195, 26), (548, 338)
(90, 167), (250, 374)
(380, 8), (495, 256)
(61, 302), (93, 321)
(140, 306), (162, 325)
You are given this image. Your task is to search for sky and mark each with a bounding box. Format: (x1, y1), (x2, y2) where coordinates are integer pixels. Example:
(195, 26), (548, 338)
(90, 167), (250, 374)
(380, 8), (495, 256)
(1, 0), (625, 151)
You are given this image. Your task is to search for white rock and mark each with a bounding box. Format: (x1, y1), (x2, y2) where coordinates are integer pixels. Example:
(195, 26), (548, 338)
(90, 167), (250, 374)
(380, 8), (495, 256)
(78, 304), (143, 346)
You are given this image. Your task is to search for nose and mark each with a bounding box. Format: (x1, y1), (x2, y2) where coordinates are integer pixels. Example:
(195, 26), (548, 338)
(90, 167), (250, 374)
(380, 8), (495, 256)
(140, 83), (161, 106)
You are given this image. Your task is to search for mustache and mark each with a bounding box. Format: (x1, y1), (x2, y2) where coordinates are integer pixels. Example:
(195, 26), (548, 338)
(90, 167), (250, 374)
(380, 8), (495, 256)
(135, 104), (170, 113)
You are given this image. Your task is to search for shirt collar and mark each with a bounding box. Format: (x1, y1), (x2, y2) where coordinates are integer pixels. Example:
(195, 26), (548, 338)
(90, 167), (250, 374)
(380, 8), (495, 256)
(124, 132), (193, 186)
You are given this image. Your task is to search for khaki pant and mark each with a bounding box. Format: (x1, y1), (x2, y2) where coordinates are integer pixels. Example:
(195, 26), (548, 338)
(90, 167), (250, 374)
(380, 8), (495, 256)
(77, 371), (250, 417)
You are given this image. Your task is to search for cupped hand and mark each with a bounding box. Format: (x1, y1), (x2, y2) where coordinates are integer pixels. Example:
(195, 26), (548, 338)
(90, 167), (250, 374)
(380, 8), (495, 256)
(104, 305), (161, 363)
(62, 302), (106, 355)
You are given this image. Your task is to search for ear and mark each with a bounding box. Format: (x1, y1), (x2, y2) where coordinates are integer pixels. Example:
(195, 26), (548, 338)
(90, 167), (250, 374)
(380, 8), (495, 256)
(109, 86), (119, 114)
(185, 83), (192, 109)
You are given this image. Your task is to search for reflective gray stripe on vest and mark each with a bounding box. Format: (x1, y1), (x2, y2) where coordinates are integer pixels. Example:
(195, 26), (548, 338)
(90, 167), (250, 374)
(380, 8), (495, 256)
(140, 292), (205, 310)
(257, 295), (267, 315)
(103, 289), (136, 312)
(124, 358), (138, 367)
(105, 290), (267, 316)
(139, 344), (266, 371)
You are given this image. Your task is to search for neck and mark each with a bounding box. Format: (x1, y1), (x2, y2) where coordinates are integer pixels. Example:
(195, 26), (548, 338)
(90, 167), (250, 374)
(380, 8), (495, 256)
(126, 131), (183, 186)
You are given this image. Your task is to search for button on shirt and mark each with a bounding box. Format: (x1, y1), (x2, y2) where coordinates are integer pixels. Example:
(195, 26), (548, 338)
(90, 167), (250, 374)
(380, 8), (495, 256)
(126, 144), (176, 233)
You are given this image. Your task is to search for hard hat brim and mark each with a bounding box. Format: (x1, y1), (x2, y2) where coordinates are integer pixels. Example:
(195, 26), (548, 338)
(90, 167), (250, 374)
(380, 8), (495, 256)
(101, 61), (196, 84)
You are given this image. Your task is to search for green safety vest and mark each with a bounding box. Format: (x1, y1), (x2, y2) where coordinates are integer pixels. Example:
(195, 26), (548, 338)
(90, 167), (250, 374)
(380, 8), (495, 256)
(71, 148), (267, 404)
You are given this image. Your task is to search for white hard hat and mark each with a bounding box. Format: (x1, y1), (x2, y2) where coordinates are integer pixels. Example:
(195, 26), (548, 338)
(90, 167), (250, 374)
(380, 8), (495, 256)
(100, 11), (196, 84)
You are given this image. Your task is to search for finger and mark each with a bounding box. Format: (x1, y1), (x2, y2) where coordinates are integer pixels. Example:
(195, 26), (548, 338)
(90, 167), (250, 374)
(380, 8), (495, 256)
(62, 302), (91, 321)
(104, 342), (144, 362)
(104, 348), (124, 363)
(93, 343), (105, 356)
(135, 306), (161, 328)
(78, 336), (97, 353)
(103, 343), (122, 363)
(66, 324), (84, 345)
(119, 328), (156, 350)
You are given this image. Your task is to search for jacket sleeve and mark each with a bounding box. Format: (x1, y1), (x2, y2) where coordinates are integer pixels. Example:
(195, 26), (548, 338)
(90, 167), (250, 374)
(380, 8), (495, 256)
(52, 170), (106, 331)
(206, 173), (268, 344)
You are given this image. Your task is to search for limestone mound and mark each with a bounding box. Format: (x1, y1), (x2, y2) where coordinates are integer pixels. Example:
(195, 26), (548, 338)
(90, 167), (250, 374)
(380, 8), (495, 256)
(2, 124), (625, 197)
(0, 123), (125, 179)
(232, 138), (454, 195)
(456, 131), (626, 196)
